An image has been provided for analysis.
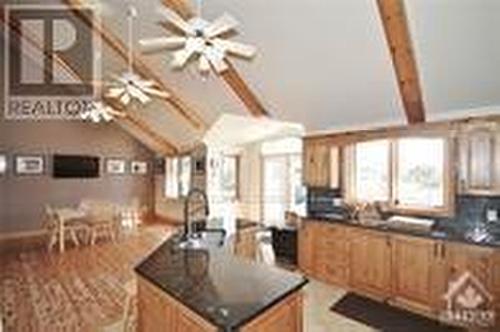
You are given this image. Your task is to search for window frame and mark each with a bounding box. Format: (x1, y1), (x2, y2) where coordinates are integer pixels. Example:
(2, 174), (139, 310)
(221, 154), (241, 201)
(164, 155), (192, 199)
(347, 134), (454, 217)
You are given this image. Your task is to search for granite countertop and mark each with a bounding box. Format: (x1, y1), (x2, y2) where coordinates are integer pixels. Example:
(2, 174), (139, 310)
(305, 214), (500, 248)
(135, 234), (308, 331)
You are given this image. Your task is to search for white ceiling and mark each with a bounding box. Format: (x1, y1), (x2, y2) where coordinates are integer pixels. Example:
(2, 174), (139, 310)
(101, 0), (500, 140)
(405, 0), (500, 120)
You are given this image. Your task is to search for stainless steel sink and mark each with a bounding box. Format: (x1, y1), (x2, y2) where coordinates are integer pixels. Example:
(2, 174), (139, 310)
(175, 230), (226, 250)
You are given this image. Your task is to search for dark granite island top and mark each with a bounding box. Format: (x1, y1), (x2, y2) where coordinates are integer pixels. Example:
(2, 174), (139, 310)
(135, 233), (308, 331)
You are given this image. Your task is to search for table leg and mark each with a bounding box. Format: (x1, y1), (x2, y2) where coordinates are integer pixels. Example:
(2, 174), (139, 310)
(58, 217), (65, 253)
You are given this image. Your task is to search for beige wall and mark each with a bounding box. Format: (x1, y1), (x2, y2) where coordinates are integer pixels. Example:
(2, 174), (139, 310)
(0, 119), (155, 234)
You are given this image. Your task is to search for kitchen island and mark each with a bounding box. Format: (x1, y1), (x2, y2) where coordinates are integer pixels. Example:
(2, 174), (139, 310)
(135, 221), (308, 332)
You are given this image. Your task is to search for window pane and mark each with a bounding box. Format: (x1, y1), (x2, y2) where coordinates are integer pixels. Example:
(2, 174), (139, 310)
(396, 138), (445, 207)
(263, 156), (288, 226)
(355, 140), (390, 202)
(289, 155), (306, 215)
(179, 156), (191, 197)
(165, 157), (179, 198)
(221, 156), (238, 200)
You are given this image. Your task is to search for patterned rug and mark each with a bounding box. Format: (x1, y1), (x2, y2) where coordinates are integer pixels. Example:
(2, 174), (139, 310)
(0, 226), (173, 332)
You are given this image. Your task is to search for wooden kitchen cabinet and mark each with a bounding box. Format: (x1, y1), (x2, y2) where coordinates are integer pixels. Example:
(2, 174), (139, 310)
(298, 221), (316, 275)
(458, 121), (500, 195)
(303, 138), (340, 188)
(391, 235), (442, 315)
(444, 243), (495, 295)
(315, 223), (351, 287)
(349, 229), (392, 299)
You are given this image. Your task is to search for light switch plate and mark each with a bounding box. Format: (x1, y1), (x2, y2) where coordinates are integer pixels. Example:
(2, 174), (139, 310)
(486, 209), (498, 223)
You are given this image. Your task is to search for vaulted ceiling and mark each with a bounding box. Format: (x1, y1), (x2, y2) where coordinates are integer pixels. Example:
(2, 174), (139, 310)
(3, 0), (500, 154)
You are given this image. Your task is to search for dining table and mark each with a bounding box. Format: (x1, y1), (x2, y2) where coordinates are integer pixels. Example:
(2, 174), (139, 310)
(53, 207), (88, 253)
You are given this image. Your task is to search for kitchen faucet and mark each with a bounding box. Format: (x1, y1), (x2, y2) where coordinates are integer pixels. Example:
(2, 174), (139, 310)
(183, 188), (210, 240)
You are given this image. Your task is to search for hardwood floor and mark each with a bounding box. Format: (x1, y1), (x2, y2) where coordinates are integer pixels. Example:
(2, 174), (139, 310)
(0, 225), (174, 332)
(0, 225), (373, 332)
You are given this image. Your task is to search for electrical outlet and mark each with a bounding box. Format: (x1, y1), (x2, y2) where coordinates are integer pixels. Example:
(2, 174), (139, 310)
(486, 209), (498, 223)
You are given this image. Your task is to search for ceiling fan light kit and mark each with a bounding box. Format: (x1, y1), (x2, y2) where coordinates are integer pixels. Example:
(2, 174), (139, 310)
(139, 2), (257, 75)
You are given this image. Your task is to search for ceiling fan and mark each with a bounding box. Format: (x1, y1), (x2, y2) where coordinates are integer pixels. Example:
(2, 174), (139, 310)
(81, 101), (125, 123)
(139, 1), (257, 74)
(107, 5), (170, 105)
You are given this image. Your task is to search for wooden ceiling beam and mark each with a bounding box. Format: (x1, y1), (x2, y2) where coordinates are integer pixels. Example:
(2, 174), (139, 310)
(376, 0), (426, 124)
(162, 0), (269, 117)
(1, 11), (178, 155)
(62, 0), (207, 130)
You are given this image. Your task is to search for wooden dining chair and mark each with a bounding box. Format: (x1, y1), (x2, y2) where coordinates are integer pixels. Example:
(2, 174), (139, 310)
(44, 205), (86, 251)
(44, 205), (59, 252)
(79, 200), (117, 245)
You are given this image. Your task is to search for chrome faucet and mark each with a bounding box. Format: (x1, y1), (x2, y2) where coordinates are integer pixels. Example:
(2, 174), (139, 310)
(183, 188), (210, 239)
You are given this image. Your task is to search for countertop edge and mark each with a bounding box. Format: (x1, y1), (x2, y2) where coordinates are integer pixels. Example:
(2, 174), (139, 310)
(303, 216), (500, 248)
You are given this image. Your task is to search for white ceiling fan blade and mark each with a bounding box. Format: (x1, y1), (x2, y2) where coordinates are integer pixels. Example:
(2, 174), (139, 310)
(212, 39), (257, 58)
(139, 37), (186, 53)
(158, 6), (194, 35)
(106, 87), (124, 98)
(198, 55), (211, 74)
(142, 87), (170, 99)
(120, 92), (131, 105)
(170, 39), (202, 68)
(204, 47), (228, 73)
(128, 85), (152, 104)
(204, 13), (239, 38)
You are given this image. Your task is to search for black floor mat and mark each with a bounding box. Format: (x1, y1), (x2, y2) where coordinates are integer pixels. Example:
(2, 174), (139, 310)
(330, 293), (463, 332)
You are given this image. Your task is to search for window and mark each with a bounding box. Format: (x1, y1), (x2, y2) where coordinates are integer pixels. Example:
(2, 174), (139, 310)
(395, 138), (445, 208)
(165, 157), (179, 198)
(164, 156), (191, 199)
(261, 137), (306, 226)
(221, 155), (239, 200)
(349, 136), (450, 215)
(354, 140), (390, 202)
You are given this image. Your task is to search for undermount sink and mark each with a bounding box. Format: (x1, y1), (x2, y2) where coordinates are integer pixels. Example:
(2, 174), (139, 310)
(174, 230), (226, 250)
(176, 237), (209, 250)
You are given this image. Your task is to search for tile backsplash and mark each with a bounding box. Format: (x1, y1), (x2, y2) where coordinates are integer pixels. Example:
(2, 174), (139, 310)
(307, 188), (500, 232)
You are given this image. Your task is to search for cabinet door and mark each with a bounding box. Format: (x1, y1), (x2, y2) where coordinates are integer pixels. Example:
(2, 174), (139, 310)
(468, 131), (494, 190)
(302, 140), (332, 188)
(138, 278), (174, 332)
(392, 236), (437, 313)
(444, 243), (494, 293)
(315, 224), (350, 286)
(303, 141), (316, 186)
(459, 122), (499, 194)
(349, 230), (392, 299)
(298, 223), (315, 274)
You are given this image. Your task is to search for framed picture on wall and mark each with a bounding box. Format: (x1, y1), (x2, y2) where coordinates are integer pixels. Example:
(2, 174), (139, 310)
(131, 161), (148, 175)
(15, 155), (44, 175)
(106, 158), (126, 175)
(0, 154), (7, 175)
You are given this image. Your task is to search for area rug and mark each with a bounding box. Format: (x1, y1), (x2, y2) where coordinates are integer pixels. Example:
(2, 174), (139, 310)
(330, 293), (463, 332)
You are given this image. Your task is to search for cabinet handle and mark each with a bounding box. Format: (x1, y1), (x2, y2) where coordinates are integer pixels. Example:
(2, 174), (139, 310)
(434, 243), (438, 257)
(441, 244), (446, 259)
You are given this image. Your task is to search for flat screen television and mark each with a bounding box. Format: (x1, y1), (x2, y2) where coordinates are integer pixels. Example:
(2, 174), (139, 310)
(53, 154), (100, 178)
